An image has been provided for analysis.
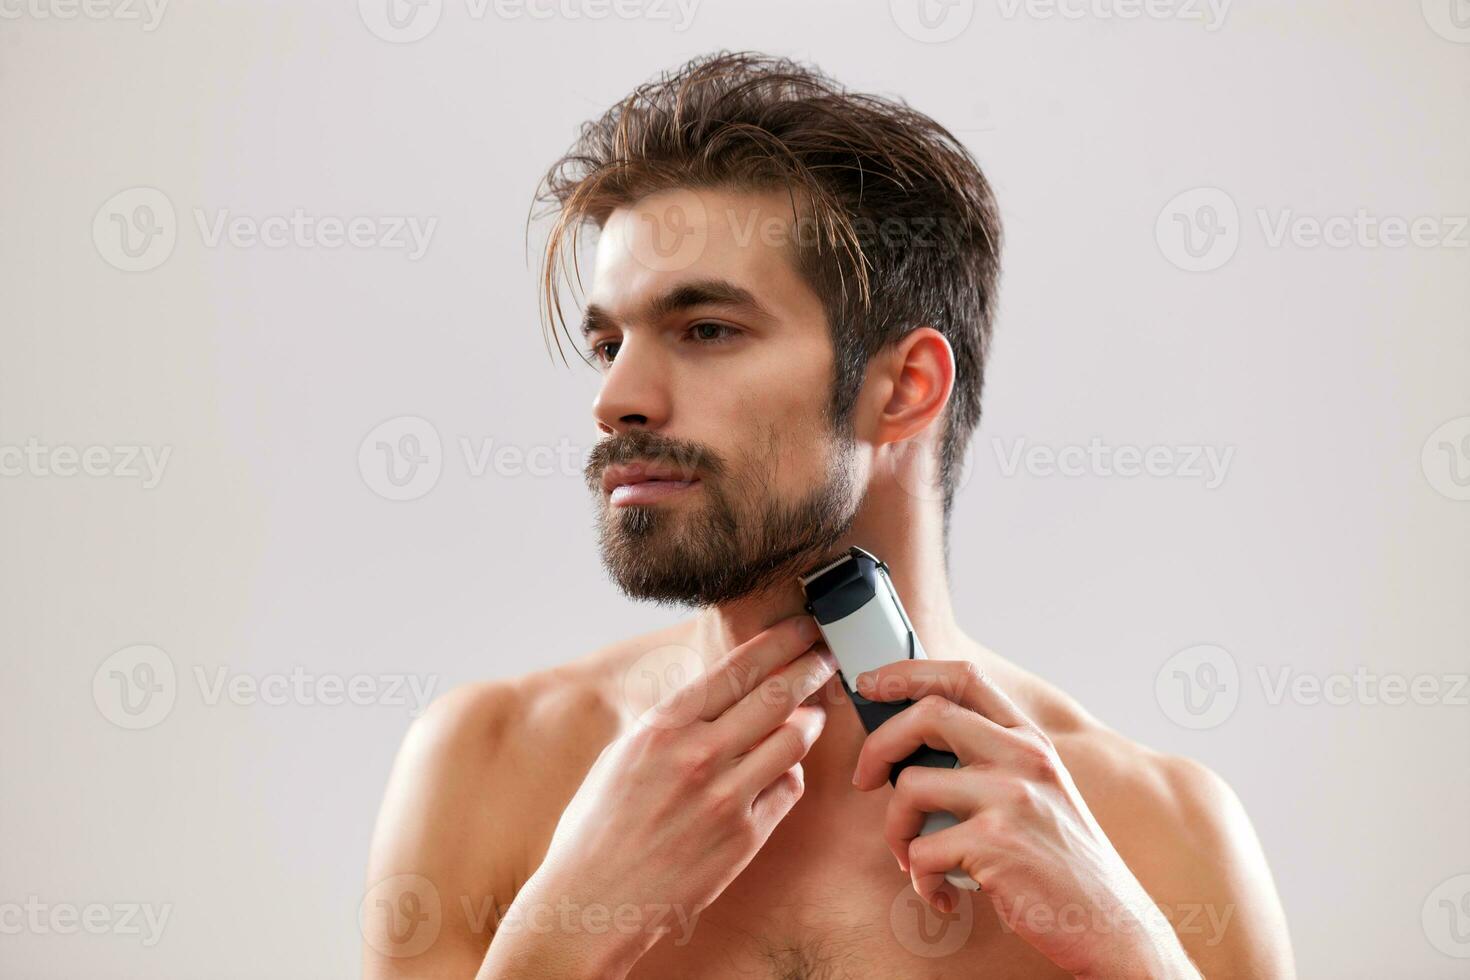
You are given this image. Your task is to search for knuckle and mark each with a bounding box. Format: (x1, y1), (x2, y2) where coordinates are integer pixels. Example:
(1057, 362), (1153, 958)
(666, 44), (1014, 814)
(633, 720), (677, 753)
(893, 764), (923, 799)
(905, 833), (935, 870)
(674, 740), (719, 783)
(754, 674), (792, 711)
(917, 693), (952, 719)
(716, 650), (757, 696)
(785, 763), (806, 797)
(1016, 735), (1057, 778)
(1006, 776), (1037, 809)
(732, 818), (762, 849)
(960, 660), (990, 694)
(702, 784), (742, 819)
(769, 725), (807, 766)
(726, 661), (758, 700)
(800, 655), (831, 694)
(971, 808), (1002, 838)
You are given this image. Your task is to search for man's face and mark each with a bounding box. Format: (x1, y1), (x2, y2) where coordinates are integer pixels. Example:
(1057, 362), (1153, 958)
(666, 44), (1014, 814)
(580, 186), (862, 606)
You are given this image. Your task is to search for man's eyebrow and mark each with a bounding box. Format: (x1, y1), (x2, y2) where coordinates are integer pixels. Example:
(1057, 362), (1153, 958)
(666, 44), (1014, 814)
(580, 278), (771, 338)
(580, 304), (618, 339)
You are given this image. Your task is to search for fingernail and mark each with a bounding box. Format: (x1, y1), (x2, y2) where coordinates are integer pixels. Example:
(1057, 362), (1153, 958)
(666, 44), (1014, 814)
(934, 893), (951, 914)
(854, 671), (872, 689)
(851, 770), (860, 787)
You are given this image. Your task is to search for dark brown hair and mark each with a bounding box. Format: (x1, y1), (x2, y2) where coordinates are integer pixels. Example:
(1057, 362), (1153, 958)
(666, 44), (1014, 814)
(536, 51), (1002, 533)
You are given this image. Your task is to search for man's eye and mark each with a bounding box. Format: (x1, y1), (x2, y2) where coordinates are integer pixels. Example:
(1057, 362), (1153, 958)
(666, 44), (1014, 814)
(688, 322), (737, 343)
(589, 340), (620, 364)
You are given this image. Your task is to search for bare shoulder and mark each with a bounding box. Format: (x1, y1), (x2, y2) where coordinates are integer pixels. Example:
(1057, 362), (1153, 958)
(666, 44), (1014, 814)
(361, 625), (681, 976)
(1003, 665), (1295, 977)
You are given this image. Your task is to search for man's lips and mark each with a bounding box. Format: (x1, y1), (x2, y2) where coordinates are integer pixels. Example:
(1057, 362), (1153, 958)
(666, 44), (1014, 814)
(609, 478), (700, 506)
(601, 462), (702, 506)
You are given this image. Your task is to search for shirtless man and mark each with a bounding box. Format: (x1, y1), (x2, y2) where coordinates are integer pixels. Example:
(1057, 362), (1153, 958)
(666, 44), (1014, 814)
(363, 52), (1295, 979)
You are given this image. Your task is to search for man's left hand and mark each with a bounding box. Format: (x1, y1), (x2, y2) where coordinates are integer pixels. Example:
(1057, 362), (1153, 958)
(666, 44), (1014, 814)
(851, 660), (1200, 979)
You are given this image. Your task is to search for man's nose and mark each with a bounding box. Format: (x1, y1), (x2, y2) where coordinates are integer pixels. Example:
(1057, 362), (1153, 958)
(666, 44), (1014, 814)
(591, 341), (672, 435)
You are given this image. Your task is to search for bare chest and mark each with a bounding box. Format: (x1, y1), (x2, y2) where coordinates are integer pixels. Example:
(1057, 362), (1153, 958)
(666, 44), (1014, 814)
(625, 795), (1065, 980)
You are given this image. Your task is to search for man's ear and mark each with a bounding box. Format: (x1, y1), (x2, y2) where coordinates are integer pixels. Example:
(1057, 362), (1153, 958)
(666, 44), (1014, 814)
(865, 327), (956, 446)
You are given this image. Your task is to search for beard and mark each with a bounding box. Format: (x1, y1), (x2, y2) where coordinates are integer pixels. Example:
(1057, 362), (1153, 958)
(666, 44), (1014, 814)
(584, 424), (859, 607)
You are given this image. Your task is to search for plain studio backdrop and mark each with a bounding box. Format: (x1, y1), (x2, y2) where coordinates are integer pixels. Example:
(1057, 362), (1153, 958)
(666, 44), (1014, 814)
(1, 0), (1467, 976)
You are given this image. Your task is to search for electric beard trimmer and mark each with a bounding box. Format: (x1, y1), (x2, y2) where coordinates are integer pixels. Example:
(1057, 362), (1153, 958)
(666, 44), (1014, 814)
(799, 546), (981, 892)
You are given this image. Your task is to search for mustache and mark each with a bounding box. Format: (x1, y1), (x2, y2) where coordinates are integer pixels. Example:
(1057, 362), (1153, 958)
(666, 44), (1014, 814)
(583, 429), (727, 491)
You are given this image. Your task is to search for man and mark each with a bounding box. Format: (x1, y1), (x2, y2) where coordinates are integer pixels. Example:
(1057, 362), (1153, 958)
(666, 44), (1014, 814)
(364, 52), (1295, 978)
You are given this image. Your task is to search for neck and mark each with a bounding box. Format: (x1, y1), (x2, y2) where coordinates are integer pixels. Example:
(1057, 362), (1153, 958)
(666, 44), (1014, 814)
(691, 481), (963, 793)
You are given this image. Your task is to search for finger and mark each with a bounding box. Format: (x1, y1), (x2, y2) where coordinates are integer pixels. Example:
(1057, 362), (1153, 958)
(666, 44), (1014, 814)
(712, 644), (837, 752)
(852, 693), (1009, 790)
(697, 615), (822, 721)
(730, 702), (826, 799)
(883, 766), (981, 872)
(905, 822), (981, 912)
(854, 659), (1028, 729)
(750, 762), (804, 829)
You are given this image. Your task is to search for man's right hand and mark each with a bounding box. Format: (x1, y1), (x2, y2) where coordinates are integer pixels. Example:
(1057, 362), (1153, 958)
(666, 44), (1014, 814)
(477, 614), (835, 979)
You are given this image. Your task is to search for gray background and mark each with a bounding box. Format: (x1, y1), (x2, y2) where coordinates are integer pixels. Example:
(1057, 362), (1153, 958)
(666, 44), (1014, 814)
(2, 0), (1467, 976)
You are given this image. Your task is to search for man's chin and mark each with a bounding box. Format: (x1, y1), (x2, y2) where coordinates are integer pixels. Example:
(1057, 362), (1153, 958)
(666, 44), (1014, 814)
(598, 524), (845, 609)
(592, 461), (858, 607)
